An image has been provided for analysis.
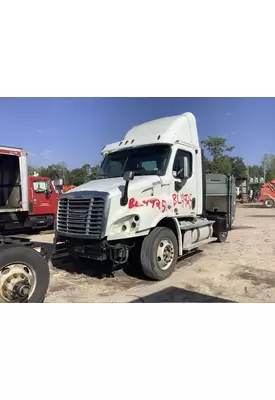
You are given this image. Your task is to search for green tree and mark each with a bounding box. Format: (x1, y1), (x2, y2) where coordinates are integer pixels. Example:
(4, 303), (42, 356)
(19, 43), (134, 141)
(248, 164), (264, 180)
(67, 164), (100, 186)
(262, 154), (275, 182)
(37, 162), (69, 181)
(28, 161), (100, 186)
(28, 165), (37, 175)
(81, 163), (100, 181)
(90, 164), (100, 180)
(211, 156), (233, 174)
(201, 136), (235, 174)
(201, 136), (235, 161)
(81, 163), (92, 176)
(203, 155), (212, 172)
(229, 156), (247, 177)
(67, 168), (88, 186)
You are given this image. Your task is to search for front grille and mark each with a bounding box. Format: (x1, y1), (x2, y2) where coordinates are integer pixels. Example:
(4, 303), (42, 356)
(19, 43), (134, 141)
(57, 197), (105, 238)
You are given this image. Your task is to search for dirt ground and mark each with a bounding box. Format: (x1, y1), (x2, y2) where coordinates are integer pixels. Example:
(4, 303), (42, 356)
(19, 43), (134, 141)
(29, 203), (275, 303)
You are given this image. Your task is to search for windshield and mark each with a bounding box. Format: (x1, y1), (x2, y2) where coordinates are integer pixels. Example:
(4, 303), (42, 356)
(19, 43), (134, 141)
(33, 180), (51, 194)
(98, 145), (171, 179)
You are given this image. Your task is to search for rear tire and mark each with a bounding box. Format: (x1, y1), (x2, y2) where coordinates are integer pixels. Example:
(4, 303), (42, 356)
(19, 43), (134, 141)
(263, 198), (274, 208)
(0, 245), (50, 303)
(216, 231), (228, 243)
(140, 227), (178, 281)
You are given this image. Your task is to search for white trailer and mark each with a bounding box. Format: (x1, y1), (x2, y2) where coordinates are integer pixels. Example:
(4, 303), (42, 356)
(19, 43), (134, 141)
(0, 146), (29, 213)
(0, 146), (50, 302)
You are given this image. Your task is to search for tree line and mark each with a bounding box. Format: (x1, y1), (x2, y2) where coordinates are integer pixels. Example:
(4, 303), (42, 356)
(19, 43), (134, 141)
(28, 162), (100, 187)
(201, 136), (275, 184)
(28, 136), (275, 186)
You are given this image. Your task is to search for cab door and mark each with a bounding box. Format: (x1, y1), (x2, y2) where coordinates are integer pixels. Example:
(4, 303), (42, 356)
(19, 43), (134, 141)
(170, 146), (198, 217)
(30, 178), (54, 215)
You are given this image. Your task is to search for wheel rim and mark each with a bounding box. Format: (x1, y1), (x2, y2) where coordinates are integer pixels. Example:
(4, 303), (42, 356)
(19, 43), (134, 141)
(0, 263), (36, 303)
(156, 238), (175, 270)
(265, 199), (273, 207)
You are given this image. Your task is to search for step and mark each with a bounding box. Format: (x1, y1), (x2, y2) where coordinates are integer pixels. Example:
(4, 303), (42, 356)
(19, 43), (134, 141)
(182, 237), (216, 251)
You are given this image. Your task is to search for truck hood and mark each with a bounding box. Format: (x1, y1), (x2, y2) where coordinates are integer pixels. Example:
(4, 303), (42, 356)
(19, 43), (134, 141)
(66, 176), (162, 197)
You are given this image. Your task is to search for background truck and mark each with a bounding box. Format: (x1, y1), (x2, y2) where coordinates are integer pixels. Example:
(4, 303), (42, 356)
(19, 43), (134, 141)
(259, 180), (275, 208)
(52, 182), (76, 194)
(55, 112), (236, 281)
(0, 146), (59, 232)
(0, 146), (52, 302)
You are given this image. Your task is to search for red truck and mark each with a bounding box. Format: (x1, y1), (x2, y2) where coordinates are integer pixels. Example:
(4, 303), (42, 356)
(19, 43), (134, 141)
(0, 145), (60, 232)
(259, 180), (275, 208)
(26, 175), (60, 229)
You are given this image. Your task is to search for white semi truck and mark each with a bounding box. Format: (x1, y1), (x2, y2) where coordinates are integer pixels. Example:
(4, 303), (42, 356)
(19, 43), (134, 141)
(55, 112), (236, 280)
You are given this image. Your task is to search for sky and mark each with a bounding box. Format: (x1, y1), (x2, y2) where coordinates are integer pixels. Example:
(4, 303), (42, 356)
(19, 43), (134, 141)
(0, 97), (274, 168)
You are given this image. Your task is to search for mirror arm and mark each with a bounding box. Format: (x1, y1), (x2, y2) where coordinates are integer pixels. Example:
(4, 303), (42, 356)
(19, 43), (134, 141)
(121, 171), (134, 206)
(121, 181), (130, 206)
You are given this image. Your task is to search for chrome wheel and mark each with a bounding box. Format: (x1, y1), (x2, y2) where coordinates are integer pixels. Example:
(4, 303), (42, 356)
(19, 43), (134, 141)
(0, 263), (36, 303)
(156, 239), (175, 270)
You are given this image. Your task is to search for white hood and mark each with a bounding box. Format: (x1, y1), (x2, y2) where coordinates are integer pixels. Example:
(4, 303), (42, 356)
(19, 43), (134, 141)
(66, 176), (162, 197)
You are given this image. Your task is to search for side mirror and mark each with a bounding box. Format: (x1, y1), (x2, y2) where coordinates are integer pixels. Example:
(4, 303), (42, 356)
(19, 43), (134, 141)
(53, 178), (64, 188)
(121, 171), (134, 206)
(123, 171), (135, 182)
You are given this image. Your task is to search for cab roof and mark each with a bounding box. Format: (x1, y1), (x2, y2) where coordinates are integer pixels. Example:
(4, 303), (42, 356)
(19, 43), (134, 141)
(101, 112), (199, 155)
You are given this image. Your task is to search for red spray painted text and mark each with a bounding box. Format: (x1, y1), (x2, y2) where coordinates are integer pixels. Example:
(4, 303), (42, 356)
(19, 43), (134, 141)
(172, 193), (192, 208)
(128, 197), (167, 213)
(128, 193), (193, 212)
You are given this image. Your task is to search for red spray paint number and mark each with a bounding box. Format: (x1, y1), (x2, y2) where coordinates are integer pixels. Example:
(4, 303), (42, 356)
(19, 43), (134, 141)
(128, 197), (167, 213)
(172, 193), (192, 208)
(128, 193), (193, 212)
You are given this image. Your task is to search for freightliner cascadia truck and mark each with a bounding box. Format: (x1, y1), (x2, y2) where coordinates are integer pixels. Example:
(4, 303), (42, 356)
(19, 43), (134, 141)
(55, 112), (236, 281)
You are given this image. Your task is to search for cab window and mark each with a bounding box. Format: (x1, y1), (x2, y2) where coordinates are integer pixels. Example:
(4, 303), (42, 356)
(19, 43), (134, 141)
(33, 180), (51, 193)
(172, 150), (192, 178)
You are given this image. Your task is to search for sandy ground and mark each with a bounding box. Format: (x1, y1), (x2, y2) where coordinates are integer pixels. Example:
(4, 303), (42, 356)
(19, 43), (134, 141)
(29, 203), (275, 303)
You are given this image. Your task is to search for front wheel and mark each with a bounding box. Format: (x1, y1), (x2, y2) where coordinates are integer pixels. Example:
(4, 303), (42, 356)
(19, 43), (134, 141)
(0, 245), (50, 303)
(140, 227), (178, 281)
(263, 198), (274, 208)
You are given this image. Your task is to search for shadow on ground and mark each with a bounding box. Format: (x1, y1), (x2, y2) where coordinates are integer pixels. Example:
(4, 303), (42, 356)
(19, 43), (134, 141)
(232, 225), (257, 230)
(51, 244), (205, 281)
(235, 266), (275, 288)
(2, 227), (54, 237)
(52, 247), (118, 279)
(130, 286), (235, 303)
(51, 243), (147, 280)
(240, 204), (264, 209)
(248, 214), (275, 218)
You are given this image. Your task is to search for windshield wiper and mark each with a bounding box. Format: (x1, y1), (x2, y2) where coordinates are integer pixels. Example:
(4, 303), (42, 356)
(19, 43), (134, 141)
(97, 173), (109, 179)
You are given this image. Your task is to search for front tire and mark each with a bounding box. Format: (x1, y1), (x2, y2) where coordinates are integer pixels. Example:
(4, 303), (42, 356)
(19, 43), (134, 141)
(0, 245), (50, 303)
(263, 198), (274, 208)
(140, 227), (178, 281)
